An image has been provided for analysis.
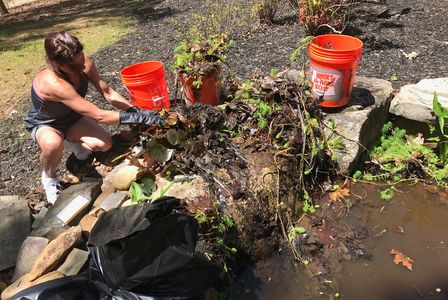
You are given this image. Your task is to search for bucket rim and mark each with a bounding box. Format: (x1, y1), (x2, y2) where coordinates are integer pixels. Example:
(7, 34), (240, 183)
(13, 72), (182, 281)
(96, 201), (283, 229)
(120, 61), (164, 77)
(121, 75), (163, 83)
(122, 80), (156, 86)
(311, 34), (363, 53)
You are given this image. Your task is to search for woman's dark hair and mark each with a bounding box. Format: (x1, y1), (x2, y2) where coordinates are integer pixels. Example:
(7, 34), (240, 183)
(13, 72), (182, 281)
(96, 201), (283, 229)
(44, 31), (83, 65)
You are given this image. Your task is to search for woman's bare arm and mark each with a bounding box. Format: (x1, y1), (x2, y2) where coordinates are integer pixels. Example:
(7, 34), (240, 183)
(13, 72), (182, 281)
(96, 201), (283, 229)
(84, 54), (134, 111)
(47, 77), (120, 125)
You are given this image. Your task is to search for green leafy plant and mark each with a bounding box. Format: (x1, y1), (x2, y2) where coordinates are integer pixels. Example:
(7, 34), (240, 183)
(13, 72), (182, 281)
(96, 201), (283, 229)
(269, 67), (278, 77)
(290, 35), (314, 62)
(380, 186), (397, 201)
(302, 190), (317, 213)
(431, 92), (448, 164)
(247, 99), (273, 129)
(172, 33), (234, 89)
(357, 120), (448, 200)
(195, 201), (237, 273)
(129, 175), (192, 204)
(390, 74), (398, 81)
(129, 176), (156, 204)
(231, 80), (274, 130)
(289, 226), (306, 241)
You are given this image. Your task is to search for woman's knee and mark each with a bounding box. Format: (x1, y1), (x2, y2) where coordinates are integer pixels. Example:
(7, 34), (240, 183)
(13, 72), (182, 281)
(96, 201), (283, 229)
(67, 117), (112, 152)
(40, 137), (64, 156)
(84, 135), (112, 152)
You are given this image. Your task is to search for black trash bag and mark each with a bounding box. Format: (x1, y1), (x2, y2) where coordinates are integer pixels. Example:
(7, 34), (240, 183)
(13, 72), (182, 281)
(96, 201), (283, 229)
(10, 197), (220, 300)
(10, 276), (99, 300)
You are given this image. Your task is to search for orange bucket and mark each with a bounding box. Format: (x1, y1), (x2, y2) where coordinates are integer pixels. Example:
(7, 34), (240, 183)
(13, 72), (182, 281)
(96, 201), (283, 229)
(309, 34), (363, 108)
(120, 61), (170, 111)
(179, 67), (221, 106)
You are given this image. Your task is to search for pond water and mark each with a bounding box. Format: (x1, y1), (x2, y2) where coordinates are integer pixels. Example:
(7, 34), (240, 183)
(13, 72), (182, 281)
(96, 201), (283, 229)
(230, 183), (448, 300)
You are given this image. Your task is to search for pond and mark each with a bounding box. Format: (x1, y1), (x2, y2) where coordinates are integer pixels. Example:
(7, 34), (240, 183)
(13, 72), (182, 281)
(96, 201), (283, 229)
(230, 183), (448, 300)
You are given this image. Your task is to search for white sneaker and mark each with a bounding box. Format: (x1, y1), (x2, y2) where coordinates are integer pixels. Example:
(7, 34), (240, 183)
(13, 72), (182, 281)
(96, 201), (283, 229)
(41, 172), (62, 204)
(65, 141), (92, 160)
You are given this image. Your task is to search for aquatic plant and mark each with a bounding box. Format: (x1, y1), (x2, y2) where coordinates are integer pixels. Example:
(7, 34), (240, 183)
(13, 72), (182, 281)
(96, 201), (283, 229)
(357, 119), (448, 199)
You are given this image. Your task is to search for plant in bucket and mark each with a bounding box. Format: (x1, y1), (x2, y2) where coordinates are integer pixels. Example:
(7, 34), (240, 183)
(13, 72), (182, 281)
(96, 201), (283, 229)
(120, 61), (170, 111)
(171, 33), (234, 106)
(308, 34), (363, 108)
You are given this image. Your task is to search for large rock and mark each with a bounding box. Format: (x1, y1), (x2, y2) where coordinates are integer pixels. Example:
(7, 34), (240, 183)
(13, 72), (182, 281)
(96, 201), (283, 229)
(112, 165), (140, 190)
(153, 176), (210, 211)
(28, 226), (82, 281)
(11, 237), (49, 282)
(0, 196), (31, 271)
(389, 78), (448, 123)
(324, 77), (394, 174)
(1, 271), (64, 300)
(31, 181), (101, 239)
(101, 161), (128, 191)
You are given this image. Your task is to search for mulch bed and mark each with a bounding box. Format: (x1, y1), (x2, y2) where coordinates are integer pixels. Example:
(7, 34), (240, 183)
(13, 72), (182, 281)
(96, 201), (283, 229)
(0, 0), (447, 198)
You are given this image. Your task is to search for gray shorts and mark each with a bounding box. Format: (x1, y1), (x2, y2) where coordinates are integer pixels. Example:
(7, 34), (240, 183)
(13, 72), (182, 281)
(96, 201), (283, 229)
(30, 125), (46, 142)
(29, 125), (70, 143)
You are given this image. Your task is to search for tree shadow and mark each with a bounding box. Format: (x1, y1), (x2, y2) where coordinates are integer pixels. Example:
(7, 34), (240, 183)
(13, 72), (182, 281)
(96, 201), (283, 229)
(0, 0), (178, 52)
(379, 20), (405, 29)
(361, 35), (402, 51)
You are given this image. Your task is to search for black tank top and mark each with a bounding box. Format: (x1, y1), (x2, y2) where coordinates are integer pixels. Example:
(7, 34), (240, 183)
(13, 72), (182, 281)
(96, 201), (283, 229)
(24, 73), (89, 132)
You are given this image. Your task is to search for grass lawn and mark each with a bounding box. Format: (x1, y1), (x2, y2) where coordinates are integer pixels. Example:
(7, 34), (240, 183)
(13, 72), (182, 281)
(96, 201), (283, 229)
(0, 3), (136, 115)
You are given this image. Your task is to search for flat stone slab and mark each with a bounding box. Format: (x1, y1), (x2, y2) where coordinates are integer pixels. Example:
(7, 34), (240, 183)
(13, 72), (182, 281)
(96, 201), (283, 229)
(0, 196), (31, 271)
(100, 190), (128, 211)
(57, 248), (89, 276)
(324, 77), (394, 174)
(31, 181), (101, 239)
(389, 77), (448, 123)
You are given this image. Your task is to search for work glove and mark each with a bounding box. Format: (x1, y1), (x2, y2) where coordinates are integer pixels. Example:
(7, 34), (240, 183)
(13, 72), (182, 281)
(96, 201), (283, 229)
(126, 106), (164, 119)
(126, 106), (142, 113)
(119, 110), (163, 126)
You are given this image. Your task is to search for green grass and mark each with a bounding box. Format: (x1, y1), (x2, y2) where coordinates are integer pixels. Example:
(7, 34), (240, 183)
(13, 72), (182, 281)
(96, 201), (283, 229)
(0, 15), (135, 114)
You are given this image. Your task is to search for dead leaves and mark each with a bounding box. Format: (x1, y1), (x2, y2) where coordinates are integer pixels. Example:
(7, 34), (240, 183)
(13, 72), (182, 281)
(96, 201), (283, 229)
(329, 187), (350, 202)
(395, 225), (405, 234)
(390, 249), (414, 271)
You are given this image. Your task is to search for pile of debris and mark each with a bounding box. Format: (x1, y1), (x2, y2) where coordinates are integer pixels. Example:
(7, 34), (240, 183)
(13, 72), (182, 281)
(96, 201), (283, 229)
(1, 70), (369, 298)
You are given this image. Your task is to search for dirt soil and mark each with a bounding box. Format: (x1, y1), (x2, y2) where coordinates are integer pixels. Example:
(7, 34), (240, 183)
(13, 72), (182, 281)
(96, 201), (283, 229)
(1, 0), (447, 199)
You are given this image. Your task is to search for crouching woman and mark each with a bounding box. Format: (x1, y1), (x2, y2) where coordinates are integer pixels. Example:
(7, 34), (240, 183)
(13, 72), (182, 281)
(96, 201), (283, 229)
(24, 31), (160, 204)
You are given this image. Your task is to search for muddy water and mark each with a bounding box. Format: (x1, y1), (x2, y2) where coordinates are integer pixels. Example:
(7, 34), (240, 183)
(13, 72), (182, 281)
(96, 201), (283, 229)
(231, 183), (448, 300)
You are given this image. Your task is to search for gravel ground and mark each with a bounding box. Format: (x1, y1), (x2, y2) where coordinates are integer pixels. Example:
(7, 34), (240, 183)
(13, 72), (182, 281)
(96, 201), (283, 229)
(1, 0), (447, 198)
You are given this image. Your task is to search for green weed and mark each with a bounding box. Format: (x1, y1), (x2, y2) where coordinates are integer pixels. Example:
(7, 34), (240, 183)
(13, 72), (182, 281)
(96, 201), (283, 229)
(357, 119), (448, 200)
(289, 226), (306, 241)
